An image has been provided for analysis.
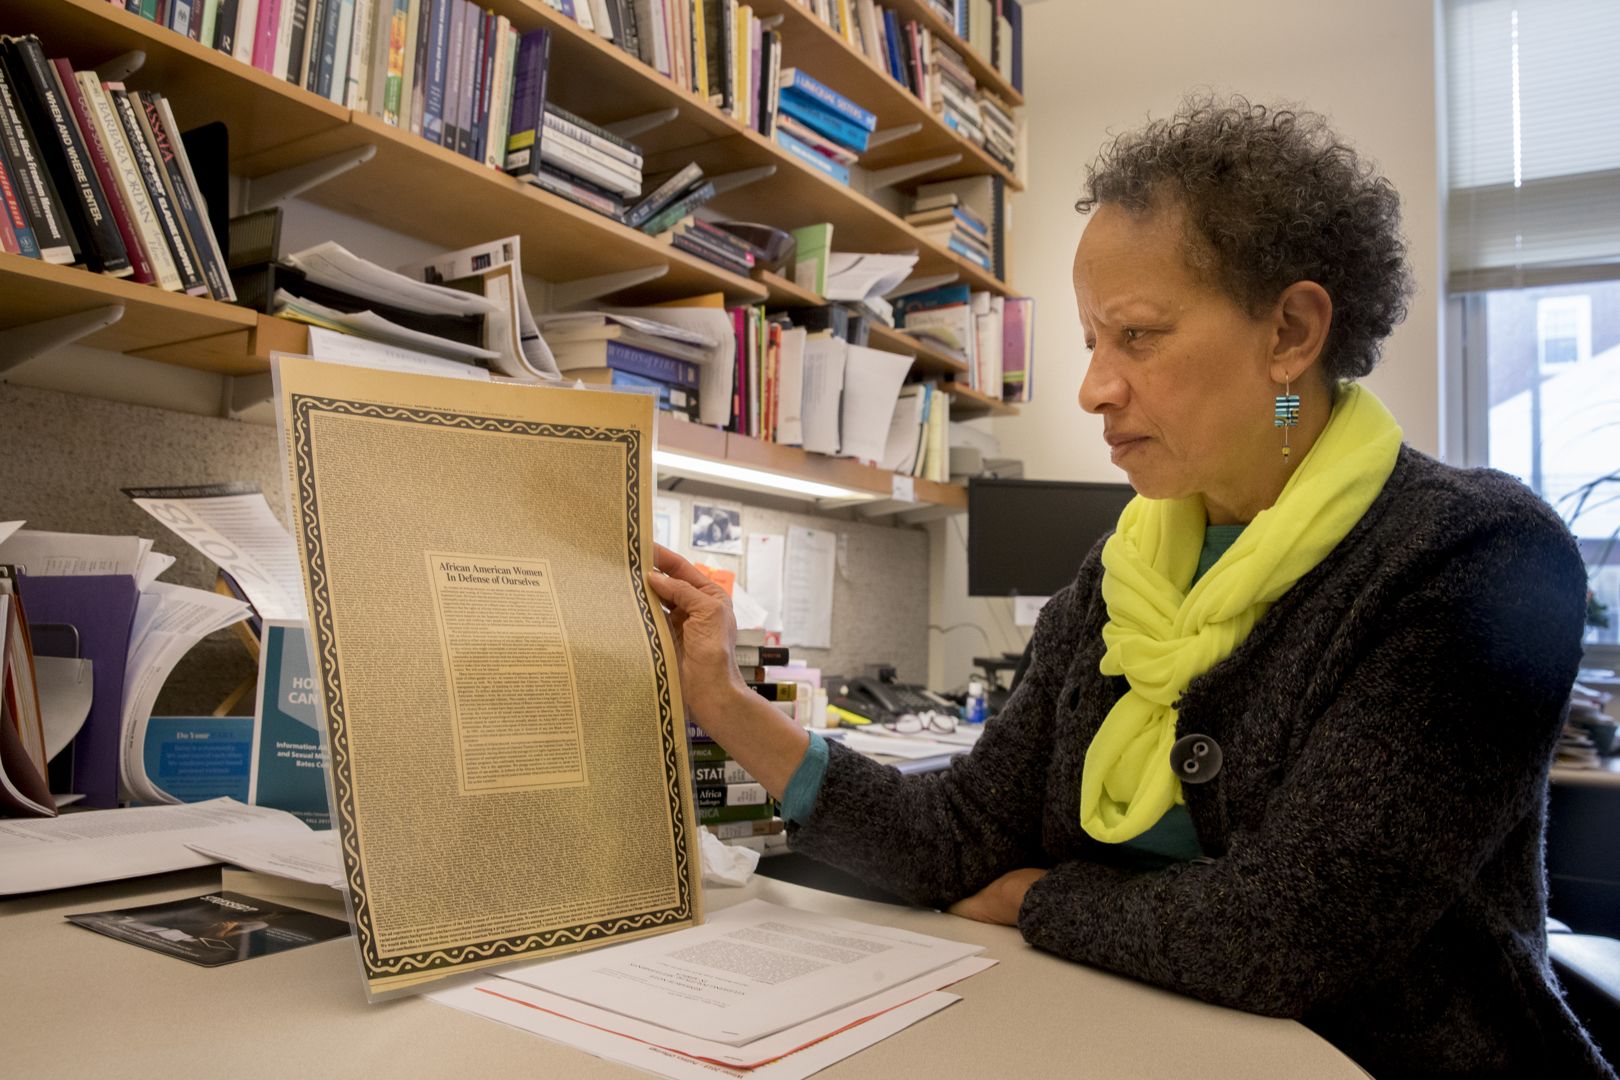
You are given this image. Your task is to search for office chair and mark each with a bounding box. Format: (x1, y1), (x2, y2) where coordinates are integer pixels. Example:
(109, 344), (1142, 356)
(1548, 923), (1620, 1067)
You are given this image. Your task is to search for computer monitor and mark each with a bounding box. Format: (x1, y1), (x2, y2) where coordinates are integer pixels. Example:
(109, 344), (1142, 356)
(967, 478), (1136, 597)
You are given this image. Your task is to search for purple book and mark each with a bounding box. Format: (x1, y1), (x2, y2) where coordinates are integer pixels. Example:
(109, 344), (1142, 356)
(502, 28), (551, 180)
(16, 574), (139, 808)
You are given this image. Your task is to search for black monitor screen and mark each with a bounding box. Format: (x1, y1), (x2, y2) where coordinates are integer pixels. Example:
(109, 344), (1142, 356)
(967, 478), (1136, 596)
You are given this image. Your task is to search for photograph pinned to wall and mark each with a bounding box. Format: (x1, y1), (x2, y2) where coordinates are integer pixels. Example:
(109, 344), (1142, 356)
(690, 502), (743, 555)
(653, 495), (682, 553)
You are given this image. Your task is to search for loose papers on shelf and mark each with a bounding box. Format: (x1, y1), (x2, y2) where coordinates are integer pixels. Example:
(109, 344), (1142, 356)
(397, 235), (560, 380)
(838, 345), (914, 463)
(0, 798), (312, 895)
(304, 326), (494, 380)
(274, 356), (701, 996)
(274, 290), (501, 364)
(605, 306), (736, 427)
(822, 252), (919, 304)
(285, 241), (497, 318)
(782, 527), (836, 650)
(124, 484), (306, 620)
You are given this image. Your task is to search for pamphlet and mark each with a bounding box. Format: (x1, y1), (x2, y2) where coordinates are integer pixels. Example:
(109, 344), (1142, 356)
(68, 891), (349, 967)
(250, 620), (330, 828)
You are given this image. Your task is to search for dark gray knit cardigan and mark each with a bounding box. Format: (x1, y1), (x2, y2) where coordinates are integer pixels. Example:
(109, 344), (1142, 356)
(788, 446), (1614, 1078)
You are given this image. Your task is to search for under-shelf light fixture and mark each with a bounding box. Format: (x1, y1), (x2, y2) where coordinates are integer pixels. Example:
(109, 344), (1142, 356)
(652, 450), (880, 502)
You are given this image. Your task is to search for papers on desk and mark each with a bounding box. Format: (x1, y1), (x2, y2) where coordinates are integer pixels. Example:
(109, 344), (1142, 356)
(838, 731), (969, 760)
(431, 900), (992, 1079)
(0, 798), (312, 895)
(187, 827), (345, 891)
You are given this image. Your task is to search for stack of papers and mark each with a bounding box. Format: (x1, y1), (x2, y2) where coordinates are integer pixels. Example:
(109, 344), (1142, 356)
(430, 900), (993, 1080)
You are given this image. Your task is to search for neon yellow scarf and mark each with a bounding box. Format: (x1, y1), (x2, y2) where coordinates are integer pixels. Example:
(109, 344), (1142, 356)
(1080, 383), (1403, 843)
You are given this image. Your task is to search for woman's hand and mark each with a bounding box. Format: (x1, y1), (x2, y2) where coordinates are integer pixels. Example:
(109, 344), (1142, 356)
(947, 868), (1049, 926)
(645, 543), (750, 718)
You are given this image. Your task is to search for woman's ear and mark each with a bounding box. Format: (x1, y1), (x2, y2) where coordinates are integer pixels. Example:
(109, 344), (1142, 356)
(1268, 280), (1333, 385)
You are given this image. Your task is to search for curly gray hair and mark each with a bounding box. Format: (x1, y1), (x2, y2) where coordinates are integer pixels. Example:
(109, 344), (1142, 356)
(1076, 94), (1413, 383)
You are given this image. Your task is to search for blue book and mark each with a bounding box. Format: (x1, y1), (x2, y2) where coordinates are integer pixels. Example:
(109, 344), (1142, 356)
(605, 341), (701, 389)
(611, 370), (696, 411)
(894, 283), (972, 321)
(421, 0), (453, 145)
(774, 128), (851, 185)
(777, 89), (870, 153)
(953, 206), (989, 237)
(948, 235), (992, 270)
(883, 9), (905, 83)
(776, 67), (876, 131)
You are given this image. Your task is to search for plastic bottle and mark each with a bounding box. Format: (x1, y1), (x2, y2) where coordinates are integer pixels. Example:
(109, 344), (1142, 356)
(964, 675), (987, 725)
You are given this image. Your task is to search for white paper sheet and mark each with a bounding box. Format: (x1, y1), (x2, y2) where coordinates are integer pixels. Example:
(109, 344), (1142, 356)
(729, 583), (771, 632)
(306, 326), (493, 380)
(0, 522), (22, 546)
(432, 980), (958, 1080)
(823, 252), (919, 303)
(838, 345), (914, 464)
(745, 533), (786, 634)
(187, 828), (345, 890)
(653, 495), (682, 553)
(118, 583), (253, 804)
(286, 241), (496, 316)
(799, 337), (847, 456)
(35, 655), (93, 760)
(125, 486), (306, 620)
(782, 527), (836, 650)
(774, 327), (807, 447)
(501, 899), (984, 1045)
(276, 290), (501, 363)
(0, 798), (312, 895)
(609, 307), (735, 427)
(397, 235), (560, 378)
(840, 732), (968, 760)
(0, 530), (152, 578)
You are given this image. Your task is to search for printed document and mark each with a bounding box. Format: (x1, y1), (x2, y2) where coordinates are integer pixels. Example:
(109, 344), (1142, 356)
(274, 356), (701, 996)
(501, 898), (984, 1045)
(782, 527), (836, 649)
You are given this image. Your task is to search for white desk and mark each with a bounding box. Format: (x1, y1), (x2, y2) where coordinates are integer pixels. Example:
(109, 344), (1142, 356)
(4, 868), (1367, 1080)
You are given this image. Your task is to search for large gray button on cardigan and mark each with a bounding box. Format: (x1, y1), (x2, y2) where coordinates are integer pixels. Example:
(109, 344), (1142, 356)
(786, 446), (1614, 1079)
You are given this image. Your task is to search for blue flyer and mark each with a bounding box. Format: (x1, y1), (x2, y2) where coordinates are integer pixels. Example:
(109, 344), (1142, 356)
(251, 620), (331, 829)
(142, 717), (253, 803)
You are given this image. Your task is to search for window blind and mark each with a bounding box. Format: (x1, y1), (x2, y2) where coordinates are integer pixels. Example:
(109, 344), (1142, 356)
(1445, 0), (1620, 291)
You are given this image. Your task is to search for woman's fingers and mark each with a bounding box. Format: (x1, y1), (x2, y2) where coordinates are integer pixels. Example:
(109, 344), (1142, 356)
(653, 543), (714, 591)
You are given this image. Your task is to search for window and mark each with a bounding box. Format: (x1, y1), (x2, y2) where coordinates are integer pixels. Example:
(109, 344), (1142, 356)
(1444, 0), (1620, 645)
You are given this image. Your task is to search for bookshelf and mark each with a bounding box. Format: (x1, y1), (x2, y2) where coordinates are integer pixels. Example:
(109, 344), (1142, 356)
(880, 0), (1023, 106)
(0, 0), (1028, 508)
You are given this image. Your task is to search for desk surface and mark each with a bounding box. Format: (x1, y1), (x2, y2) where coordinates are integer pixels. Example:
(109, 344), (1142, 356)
(5, 868), (1366, 1080)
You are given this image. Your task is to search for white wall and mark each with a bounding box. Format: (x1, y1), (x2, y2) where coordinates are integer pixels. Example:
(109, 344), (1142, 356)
(928, 0), (1442, 689)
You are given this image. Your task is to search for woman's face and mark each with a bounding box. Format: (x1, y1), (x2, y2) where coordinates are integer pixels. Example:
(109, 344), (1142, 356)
(1073, 202), (1284, 506)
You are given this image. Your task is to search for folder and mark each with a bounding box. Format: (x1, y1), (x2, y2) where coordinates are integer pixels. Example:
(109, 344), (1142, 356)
(17, 574), (139, 808)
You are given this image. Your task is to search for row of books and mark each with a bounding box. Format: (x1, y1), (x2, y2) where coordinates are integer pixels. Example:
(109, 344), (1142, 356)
(0, 35), (234, 300)
(789, 0), (1022, 173)
(907, 174), (1006, 278)
(685, 642), (800, 851)
(922, 0), (1023, 94)
(887, 381), (951, 482)
(894, 283), (1032, 404)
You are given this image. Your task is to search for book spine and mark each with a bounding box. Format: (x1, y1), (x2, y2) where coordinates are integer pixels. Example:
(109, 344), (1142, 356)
(272, 0), (297, 80)
(693, 781), (767, 807)
(153, 95), (234, 300)
(698, 801), (774, 824)
(199, 0), (221, 47)
(622, 160), (698, 228)
(639, 179), (714, 234)
(501, 28), (549, 179)
(284, 0), (311, 80)
(215, 0), (243, 54)
(312, 0), (340, 95)
(0, 174), (15, 253)
(692, 760), (755, 785)
(420, 0), (451, 144)
(0, 53), (79, 264)
(528, 165), (621, 218)
(80, 75), (180, 289)
(252, 0), (282, 73)
(541, 106), (642, 166)
(138, 93), (229, 298)
(459, 6), (487, 159)
(539, 136), (638, 196)
(672, 231), (748, 274)
(108, 85), (205, 293)
(231, 0), (261, 63)
(604, 340), (699, 388)
(0, 142), (40, 258)
(777, 88), (869, 151)
(773, 128), (849, 184)
(543, 127), (639, 184)
(53, 60), (152, 285)
(7, 38), (130, 275)
(481, 20), (512, 166)
(406, 0), (431, 133)
(299, 0), (326, 84)
(703, 817), (781, 839)
(779, 67), (876, 130)
(189, 0), (207, 40)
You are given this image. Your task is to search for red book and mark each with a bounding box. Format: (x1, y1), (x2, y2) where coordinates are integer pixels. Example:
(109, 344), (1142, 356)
(50, 57), (154, 284)
(0, 183), (17, 254)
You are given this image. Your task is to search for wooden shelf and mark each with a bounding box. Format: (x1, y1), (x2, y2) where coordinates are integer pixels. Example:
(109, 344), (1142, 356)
(941, 381), (1017, 419)
(882, 0), (1023, 107)
(0, 254), (262, 374)
(745, 0), (1022, 190)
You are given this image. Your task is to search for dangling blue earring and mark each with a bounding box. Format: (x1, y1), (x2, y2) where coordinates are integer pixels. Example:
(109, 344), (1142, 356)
(1274, 381), (1301, 462)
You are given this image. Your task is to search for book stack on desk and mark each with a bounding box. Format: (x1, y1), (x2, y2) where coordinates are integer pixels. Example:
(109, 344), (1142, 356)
(683, 642), (796, 853)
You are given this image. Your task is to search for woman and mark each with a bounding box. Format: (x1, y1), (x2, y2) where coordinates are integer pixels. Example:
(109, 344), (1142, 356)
(647, 97), (1611, 1078)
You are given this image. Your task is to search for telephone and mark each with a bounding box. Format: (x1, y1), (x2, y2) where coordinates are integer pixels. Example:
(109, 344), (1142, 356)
(831, 674), (953, 725)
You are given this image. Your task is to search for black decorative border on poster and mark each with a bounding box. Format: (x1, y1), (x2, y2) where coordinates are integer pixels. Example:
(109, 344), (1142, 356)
(288, 394), (694, 984)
